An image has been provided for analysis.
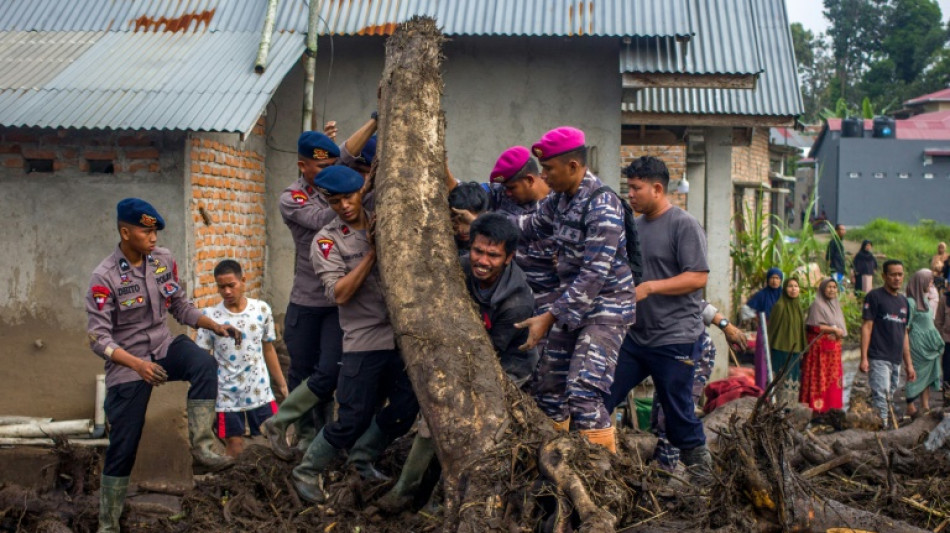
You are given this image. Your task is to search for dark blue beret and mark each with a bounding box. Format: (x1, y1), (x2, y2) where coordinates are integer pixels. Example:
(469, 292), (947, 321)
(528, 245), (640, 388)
(117, 198), (165, 230)
(298, 131), (341, 160)
(313, 166), (365, 196)
(354, 135), (377, 166)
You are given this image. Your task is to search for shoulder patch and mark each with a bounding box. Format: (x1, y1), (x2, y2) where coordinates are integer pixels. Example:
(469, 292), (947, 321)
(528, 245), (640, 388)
(91, 285), (111, 311)
(317, 238), (335, 259)
(291, 190), (309, 205)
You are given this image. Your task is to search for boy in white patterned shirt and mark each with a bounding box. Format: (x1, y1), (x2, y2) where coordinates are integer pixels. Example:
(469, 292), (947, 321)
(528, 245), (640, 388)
(196, 260), (289, 457)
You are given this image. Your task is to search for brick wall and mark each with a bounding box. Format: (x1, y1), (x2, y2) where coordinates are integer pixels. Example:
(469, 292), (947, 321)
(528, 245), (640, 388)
(0, 128), (173, 176)
(619, 144), (688, 210)
(189, 121), (267, 309)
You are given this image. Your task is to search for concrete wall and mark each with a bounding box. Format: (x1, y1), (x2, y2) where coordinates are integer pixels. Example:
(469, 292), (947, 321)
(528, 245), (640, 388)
(264, 35), (623, 315)
(835, 138), (950, 226)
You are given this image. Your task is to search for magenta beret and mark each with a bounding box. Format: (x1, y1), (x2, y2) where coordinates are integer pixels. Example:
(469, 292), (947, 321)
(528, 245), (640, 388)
(489, 146), (532, 183)
(531, 127), (586, 161)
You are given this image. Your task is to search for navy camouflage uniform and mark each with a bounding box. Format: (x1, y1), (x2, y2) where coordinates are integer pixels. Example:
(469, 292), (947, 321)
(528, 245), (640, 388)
(518, 172), (636, 430)
(488, 183), (559, 313)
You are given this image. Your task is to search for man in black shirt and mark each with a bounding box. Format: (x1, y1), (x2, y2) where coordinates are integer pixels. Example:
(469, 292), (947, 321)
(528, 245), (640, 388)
(860, 259), (916, 426)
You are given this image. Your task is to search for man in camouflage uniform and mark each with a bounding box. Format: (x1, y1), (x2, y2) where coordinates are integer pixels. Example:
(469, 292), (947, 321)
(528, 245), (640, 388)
(486, 146), (559, 313)
(516, 127), (636, 453)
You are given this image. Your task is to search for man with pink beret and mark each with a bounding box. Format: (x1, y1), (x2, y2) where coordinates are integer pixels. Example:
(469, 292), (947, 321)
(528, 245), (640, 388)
(484, 146), (559, 312)
(514, 126), (636, 453)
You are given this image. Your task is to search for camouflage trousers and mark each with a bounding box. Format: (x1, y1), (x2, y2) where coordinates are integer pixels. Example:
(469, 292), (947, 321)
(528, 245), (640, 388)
(653, 330), (715, 471)
(533, 323), (626, 430)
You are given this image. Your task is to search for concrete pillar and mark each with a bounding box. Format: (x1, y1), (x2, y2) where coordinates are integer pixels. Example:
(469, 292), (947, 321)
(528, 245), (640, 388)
(686, 161), (706, 224)
(704, 127), (733, 317)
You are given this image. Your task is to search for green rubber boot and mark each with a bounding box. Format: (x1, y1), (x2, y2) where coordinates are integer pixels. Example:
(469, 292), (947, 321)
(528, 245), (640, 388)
(262, 383), (320, 461)
(376, 434), (436, 513)
(346, 417), (393, 481)
(681, 444), (714, 488)
(97, 475), (129, 533)
(291, 430), (341, 504)
(187, 399), (233, 473)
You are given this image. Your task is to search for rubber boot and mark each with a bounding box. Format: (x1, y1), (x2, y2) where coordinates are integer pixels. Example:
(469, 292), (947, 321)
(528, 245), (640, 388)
(187, 399), (234, 473)
(291, 430), (341, 504)
(680, 444), (714, 487)
(345, 417), (393, 481)
(262, 384), (320, 461)
(295, 409), (318, 452)
(376, 434), (436, 513)
(580, 426), (617, 454)
(97, 475), (129, 533)
(552, 417), (570, 432)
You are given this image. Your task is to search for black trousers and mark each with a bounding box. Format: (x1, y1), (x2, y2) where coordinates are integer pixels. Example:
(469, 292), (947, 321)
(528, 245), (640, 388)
(283, 303), (343, 399)
(102, 335), (216, 477)
(324, 349), (419, 450)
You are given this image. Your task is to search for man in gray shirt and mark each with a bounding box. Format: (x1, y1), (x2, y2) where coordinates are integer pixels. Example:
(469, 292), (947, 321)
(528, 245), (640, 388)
(606, 156), (713, 483)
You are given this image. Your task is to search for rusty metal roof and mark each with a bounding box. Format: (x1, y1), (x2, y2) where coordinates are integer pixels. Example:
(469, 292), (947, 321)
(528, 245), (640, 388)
(0, 30), (303, 132)
(0, 0), (693, 37)
(622, 0), (801, 118)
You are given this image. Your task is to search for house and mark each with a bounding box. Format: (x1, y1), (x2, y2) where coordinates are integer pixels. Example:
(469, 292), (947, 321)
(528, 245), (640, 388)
(0, 0), (801, 484)
(810, 90), (950, 227)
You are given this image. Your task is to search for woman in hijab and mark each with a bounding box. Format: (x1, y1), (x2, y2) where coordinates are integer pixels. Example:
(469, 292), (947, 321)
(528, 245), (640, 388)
(744, 267), (784, 320)
(904, 269), (944, 416)
(768, 277), (807, 407)
(799, 278), (847, 412)
(852, 240), (877, 294)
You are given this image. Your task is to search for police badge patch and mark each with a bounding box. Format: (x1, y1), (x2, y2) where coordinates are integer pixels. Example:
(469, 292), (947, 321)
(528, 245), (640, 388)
(317, 238), (334, 259)
(91, 285), (110, 311)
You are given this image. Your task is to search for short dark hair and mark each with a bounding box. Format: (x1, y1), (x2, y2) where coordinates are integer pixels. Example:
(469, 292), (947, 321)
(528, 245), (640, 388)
(882, 259), (903, 274)
(469, 212), (520, 256)
(510, 158), (540, 182)
(623, 156), (670, 191)
(552, 146), (588, 167)
(214, 259), (243, 278)
(448, 181), (490, 213)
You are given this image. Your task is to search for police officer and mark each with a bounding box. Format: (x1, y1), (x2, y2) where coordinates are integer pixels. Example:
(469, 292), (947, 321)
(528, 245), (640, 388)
(292, 166), (419, 502)
(515, 127), (636, 453)
(265, 132), (345, 457)
(86, 198), (242, 532)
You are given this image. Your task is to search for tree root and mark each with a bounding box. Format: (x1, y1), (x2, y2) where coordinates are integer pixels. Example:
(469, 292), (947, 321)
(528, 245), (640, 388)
(538, 436), (617, 532)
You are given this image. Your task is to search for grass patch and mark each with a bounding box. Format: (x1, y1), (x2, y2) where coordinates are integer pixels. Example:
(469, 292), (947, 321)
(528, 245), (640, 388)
(847, 219), (950, 272)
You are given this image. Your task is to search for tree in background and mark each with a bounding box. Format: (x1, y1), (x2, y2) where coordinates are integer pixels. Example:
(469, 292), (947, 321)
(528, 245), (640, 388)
(793, 22), (836, 123)
(822, 0), (889, 103)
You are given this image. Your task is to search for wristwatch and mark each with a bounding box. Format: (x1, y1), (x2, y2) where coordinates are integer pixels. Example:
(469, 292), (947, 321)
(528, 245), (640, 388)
(717, 318), (729, 329)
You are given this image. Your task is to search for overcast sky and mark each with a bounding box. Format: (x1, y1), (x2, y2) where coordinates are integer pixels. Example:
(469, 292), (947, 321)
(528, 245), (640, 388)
(786, 0), (950, 35)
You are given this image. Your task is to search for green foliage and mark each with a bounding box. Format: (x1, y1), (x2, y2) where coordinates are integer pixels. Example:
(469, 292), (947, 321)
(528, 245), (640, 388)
(847, 218), (950, 272)
(730, 189), (832, 316)
(819, 98), (854, 120)
(861, 97), (874, 119)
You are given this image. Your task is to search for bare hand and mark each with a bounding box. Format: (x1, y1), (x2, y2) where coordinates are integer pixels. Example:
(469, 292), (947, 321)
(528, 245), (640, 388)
(450, 208), (477, 225)
(275, 382), (289, 402)
(723, 324), (748, 351)
(515, 313), (555, 351)
(323, 120), (338, 141)
(215, 324), (243, 347)
(859, 359), (869, 373)
(635, 280), (653, 302)
(906, 366), (917, 383)
(138, 361), (168, 386)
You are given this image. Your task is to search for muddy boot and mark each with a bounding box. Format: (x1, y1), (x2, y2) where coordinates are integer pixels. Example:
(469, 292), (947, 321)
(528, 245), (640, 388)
(377, 434), (436, 513)
(295, 409), (318, 452)
(579, 426), (617, 453)
(187, 399), (233, 473)
(97, 475), (128, 533)
(680, 444), (714, 487)
(346, 417), (393, 481)
(262, 384), (320, 461)
(312, 398), (335, 434)
(291, 430), (340, 504)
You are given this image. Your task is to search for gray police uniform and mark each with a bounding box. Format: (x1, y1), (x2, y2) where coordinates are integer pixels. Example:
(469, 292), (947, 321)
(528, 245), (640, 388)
(279, 177), (344, 398)
(518, 171), (636, 430)
(86, 246), (217, 476)
(311, 215), (419, 449)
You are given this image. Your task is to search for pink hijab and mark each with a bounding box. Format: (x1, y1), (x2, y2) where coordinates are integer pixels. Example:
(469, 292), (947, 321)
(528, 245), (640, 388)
(806, 278), (847, 336)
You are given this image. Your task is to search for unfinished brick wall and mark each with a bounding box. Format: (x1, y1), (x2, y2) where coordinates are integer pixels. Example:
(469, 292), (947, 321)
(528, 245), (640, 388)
(732, 128), (772, 217)
(0, 127), (173, 176)
(189, 122), (267, 309)
(619, 144), (687, 210)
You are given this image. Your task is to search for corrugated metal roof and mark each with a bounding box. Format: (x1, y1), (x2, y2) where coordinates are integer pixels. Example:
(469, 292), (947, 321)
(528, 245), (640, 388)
(904, 88), (950, 106)
(0, 0), (692, 37)
(0, 31), (101, 89)
(620, 0), (762, 75)
(623, 0), (802, 117)
(0, 31), (303, 132)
